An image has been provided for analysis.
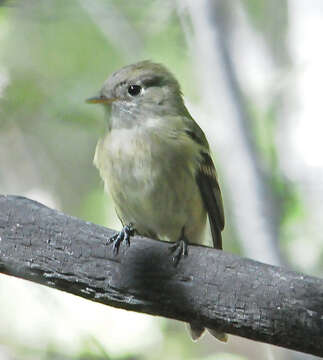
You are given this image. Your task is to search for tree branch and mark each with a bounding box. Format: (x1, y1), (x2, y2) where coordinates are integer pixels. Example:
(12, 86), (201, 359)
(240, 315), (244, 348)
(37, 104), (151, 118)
(0, 195), (322, 357)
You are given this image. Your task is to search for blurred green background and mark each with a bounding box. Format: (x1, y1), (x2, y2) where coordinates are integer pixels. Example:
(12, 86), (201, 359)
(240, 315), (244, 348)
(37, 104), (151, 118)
(0, 0), (322, 359)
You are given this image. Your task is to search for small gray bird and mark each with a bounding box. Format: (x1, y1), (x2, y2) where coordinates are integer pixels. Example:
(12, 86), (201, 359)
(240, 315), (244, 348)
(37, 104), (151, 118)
(87, 61), (227, 342)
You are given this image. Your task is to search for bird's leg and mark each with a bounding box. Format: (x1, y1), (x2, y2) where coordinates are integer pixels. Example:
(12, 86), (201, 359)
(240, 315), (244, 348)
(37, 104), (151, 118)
(107, 223), (135, 255)
(169, 227), (189, 267)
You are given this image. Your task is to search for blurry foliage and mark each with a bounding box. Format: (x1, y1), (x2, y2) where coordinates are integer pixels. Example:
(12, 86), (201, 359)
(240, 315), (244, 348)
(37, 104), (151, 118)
(0, 1), (322, 360)
(242, 0), (290, 64)
(240, 0), (306, 267)
(247, 99), (304, 245)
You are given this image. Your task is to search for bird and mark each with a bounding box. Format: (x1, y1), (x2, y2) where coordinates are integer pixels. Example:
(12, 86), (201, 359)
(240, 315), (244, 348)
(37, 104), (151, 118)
(87, 60), (227, 342)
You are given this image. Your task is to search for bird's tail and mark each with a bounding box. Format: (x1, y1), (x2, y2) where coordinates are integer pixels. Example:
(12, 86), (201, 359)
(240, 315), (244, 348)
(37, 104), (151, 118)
(188, 323), (228, 342)
(187, 323), (205, 341)
(207, 328), (228, 342)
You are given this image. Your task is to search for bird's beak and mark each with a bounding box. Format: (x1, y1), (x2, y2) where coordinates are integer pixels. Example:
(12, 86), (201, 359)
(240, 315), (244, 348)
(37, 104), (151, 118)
(86, 95), (117, 104)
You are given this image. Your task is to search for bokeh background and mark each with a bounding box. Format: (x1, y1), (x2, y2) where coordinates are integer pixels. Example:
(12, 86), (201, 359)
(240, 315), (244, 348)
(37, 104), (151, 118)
(0, 0), (322, 359)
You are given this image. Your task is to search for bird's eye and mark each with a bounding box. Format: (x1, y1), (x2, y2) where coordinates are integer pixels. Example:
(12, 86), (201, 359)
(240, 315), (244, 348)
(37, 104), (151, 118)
(128, 85), (142, 96)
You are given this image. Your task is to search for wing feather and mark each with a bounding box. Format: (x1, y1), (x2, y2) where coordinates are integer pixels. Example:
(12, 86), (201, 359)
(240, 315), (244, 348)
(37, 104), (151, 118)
(196, 152), (224, 249)
(183, 118), (225, 250)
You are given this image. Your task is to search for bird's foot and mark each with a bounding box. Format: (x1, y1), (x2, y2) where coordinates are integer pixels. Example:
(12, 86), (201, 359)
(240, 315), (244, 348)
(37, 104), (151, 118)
(107, 224), (134, 255)
(169, 228), (189, 267)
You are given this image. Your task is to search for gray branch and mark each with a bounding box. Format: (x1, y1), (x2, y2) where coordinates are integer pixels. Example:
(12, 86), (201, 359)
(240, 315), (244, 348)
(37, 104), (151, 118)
(0, 195), (322, 357)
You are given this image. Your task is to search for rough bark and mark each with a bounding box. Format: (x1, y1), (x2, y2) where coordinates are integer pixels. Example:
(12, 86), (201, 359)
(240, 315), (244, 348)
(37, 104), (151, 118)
(0, 195), (322, 357)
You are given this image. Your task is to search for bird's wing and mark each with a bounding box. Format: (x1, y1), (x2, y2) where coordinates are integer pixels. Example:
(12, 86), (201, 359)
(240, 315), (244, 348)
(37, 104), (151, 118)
(183, 117), (225, 250)
(196, 151), (224, 249)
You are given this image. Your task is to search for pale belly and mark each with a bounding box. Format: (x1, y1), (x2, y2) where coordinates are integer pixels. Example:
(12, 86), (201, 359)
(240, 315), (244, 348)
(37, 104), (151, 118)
(94, 129), (207, 244)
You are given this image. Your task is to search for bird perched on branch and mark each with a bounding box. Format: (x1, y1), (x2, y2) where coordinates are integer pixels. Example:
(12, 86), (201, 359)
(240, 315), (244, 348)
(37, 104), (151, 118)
(87, 61), (227, 342)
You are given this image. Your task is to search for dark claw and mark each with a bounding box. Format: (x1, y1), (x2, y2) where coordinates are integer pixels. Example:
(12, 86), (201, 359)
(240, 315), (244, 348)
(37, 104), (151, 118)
(113, 233), (123, 255)
(107, 224), (134, 255)
(107, 233), (118, 245)
(124, 229), (131, 247)
(169, 228), (189, 267)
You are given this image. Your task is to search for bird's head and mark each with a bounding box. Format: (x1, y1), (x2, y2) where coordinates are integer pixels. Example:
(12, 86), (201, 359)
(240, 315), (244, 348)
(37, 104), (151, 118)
(87, 61), (188, 129)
